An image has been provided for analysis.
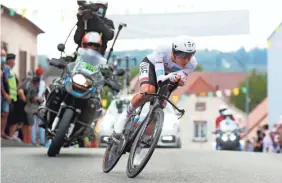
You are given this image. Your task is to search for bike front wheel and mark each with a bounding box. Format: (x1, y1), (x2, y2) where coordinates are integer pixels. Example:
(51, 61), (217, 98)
(126, 108), (164, 178)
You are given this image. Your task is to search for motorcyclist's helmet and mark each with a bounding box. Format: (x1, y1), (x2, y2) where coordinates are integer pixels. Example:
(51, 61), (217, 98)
(90, 0), (108, 17)
(222, 109), (233, 119)
(172, 36), (196, 59)
(219, 104), (227, 115)
(81, 32), (102, 50)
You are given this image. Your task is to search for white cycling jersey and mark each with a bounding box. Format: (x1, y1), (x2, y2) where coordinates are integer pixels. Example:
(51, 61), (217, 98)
(145, 44), (198, 84)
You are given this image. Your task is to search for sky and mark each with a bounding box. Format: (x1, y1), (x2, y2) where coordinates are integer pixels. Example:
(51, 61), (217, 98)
(1, 0), (282, 58)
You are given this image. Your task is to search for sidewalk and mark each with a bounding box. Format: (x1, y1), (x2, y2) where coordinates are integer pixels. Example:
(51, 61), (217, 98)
(1, 139), (36, 148)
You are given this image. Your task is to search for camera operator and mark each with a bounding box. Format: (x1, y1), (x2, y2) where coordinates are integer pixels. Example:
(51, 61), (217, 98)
(74, 0), (115, 56)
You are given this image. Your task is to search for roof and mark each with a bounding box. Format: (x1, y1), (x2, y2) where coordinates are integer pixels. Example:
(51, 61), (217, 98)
(129, 72), (247, 97)
(1, 5), (44, 34)
(185, 72), (248, 92)
(242, 98), (268, 137)
(267, 22), (282, 41)
(130, 71), (247, 96)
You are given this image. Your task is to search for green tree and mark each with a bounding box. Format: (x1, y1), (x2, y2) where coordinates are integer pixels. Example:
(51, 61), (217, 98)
(130, 67), (139, 80)
(195, 64), (204, 71)
(230, 70), (267, 112)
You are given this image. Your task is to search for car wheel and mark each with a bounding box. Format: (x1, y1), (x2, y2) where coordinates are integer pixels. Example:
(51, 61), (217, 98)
(176, 139), (182, 148)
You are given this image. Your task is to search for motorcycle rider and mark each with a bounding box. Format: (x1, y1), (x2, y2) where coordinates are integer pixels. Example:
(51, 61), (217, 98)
(112, 36), (198, 141)
(74, 0), (115, 56)
(38, 32), (106, 126)
(215, 105), (235, 129)
(216, 109), (239, 150)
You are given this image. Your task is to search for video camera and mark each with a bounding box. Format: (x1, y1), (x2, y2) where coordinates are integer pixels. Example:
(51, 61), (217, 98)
(77, 0), (99, 21)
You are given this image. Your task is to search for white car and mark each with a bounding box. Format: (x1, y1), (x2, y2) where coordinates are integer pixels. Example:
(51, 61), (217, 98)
(98, 96), (181, 148)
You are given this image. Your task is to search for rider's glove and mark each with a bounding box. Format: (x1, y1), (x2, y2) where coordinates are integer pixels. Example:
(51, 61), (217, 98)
(168, 73), (180, 83)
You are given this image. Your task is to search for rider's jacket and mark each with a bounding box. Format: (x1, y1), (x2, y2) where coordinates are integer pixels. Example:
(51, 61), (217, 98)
(146, 45), (198, 84)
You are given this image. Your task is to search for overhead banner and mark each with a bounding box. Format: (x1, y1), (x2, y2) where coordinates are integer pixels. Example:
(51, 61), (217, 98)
(107, 10), (250, 39)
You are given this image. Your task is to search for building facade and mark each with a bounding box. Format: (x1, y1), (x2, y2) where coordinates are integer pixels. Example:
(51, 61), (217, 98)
(267, 22), (282, 126)
(1, 5), (44, 80)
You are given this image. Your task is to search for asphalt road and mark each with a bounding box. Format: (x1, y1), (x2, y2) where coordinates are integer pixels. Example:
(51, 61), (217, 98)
(2, 147), (282, 183)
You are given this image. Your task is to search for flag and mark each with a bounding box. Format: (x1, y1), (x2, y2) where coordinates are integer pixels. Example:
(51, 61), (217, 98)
(9, 9), (15, 16)
(21, 9), (26, 17)
(233, 88), (240, 96)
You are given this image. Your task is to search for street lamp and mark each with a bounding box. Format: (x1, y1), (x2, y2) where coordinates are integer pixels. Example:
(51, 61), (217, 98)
(218, 52), (250, 140)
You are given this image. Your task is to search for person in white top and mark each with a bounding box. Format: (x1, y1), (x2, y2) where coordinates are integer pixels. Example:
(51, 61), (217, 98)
(262, 124), (275, 153)
(113, 36), (198, 139)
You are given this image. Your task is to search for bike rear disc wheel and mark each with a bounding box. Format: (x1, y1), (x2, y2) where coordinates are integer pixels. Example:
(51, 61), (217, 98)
(126, 108), (164, 178)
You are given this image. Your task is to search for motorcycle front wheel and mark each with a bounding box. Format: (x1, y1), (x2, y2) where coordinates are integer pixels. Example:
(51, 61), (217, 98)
(47, 108), (74, 157)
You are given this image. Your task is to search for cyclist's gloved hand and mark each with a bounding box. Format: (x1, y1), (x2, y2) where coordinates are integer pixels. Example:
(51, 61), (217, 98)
(168, 74), (185, 86)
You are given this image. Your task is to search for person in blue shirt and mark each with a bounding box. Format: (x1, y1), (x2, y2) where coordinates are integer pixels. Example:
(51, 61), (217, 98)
(1, 48), (12, 139)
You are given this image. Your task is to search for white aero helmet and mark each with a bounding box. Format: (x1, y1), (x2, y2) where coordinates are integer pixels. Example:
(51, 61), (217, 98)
(172, 36), (196, 59)
(81, 32), (102, 48)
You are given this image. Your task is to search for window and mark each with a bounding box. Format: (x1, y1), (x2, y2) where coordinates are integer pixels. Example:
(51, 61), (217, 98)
(1, 42), (8, 52)
(193, 121), (207, 142)
(30, 55), (36, 70)
(19, 51), (27, 81)
(195, 102), (206, 111)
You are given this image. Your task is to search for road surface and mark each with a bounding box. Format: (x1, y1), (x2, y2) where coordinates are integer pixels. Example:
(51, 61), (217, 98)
(1, 147), (282, 183)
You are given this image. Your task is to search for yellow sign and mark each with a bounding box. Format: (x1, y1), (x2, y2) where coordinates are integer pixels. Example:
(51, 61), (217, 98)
(275, 26), (281, 32)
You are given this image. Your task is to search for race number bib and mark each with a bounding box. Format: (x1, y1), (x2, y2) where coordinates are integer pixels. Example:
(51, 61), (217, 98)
(80, 62), (98, 73)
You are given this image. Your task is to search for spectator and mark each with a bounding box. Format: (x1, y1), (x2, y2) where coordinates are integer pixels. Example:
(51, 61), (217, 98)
(215, 105), (235, 129)
(4, 54), (19, 139)
(277, 123), (282, 153)
(32, 67), (46, 146)
(6, 77), (27, 140)
(1, 48), (12, 139)
(262, 124), (275, 153)
(253, 129), (263, 152)
(22, 77), (41, 144)
(244, 139), (254, 152)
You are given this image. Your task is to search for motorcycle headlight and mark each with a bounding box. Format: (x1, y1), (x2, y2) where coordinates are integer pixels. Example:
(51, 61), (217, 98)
(72, 74), (93, 88)
(221, 134), (228, 142)
(229, 133), (237, 141)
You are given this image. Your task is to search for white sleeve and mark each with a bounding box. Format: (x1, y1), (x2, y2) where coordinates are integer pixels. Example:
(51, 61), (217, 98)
(150, 48), (169, 82)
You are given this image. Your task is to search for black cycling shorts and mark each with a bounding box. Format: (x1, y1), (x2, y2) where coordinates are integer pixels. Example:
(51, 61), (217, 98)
(139, 57), (157, 87)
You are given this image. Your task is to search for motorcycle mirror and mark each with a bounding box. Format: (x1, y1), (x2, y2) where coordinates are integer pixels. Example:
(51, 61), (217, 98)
(57, 43), (65, 52)
(116, 68), (125, 76)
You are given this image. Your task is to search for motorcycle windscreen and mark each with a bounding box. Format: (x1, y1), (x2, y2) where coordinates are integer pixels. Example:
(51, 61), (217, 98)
(219, 119), (238, 132)
(67, 48), (106, 88)
(67, 48), (107, 74)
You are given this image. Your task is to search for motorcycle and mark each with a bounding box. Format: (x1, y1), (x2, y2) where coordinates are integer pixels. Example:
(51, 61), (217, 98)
(213, 118), (243, 151)
(39, 44), (125, 157)
(102, 80), (185, 178)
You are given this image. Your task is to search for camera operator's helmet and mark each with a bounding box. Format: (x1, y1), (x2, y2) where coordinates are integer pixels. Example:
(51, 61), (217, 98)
(91, 0), (108, 9)
(90, 0), (108, 17)
(81, 32), (102, 48)
(172, 36), (196, 59)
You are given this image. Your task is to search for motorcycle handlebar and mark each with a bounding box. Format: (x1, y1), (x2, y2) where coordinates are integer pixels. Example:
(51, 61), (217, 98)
(140, 92), (185, 118)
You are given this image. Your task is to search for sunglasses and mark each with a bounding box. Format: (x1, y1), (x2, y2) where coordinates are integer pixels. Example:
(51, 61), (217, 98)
(174, 51), (195, 59)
